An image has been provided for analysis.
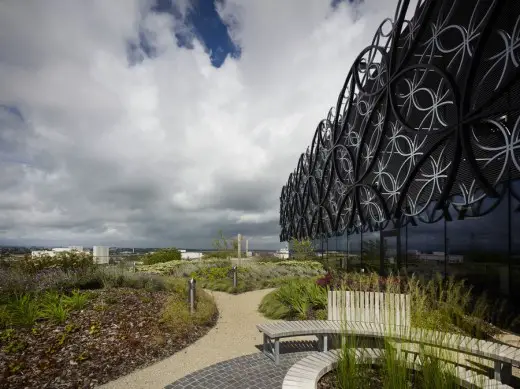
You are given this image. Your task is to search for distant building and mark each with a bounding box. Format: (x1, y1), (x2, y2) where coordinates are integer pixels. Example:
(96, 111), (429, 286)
(93, 246), (109, 264)
(31, 250), (54, 258)
(31, 246), (85, 258)
(181, 251), (202, 260)
(274, 247), (290, 259)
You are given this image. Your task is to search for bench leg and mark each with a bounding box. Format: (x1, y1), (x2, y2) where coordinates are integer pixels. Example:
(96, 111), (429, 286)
(274, 338), (280, 365)
(494, 360), (512, 384)
(262, 334), (280, 365)
(317, 335), (328, 352)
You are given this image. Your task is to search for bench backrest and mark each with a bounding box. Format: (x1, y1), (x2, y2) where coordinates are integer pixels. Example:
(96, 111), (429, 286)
(328, 291), (411, 327)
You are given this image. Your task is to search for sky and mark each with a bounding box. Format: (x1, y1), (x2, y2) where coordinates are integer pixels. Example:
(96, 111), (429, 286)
(1, 0), (516, 252)
(0, 0), (412, 249)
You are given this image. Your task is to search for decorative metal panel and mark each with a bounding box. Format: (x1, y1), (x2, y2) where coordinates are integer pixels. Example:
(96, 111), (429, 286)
(280, 0), (520, 242)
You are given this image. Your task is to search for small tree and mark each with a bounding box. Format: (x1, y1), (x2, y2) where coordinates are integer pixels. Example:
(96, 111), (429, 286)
(143, 248), (181, 265)
(212, 230), (229, 252)
(290, 238), (317, 261)
(208, 230), (244, 259)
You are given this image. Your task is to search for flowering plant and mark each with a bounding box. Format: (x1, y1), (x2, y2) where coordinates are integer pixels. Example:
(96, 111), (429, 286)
(316, 272), (333, 288)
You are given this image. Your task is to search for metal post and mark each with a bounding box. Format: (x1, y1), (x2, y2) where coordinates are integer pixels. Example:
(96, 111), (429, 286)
(346, 233), (349, 271)
(444, 215), (448, 279)
(405, 221), (408, 270)
(237, 234), (241, 260)
(232, 265), (238, 288)
(508, 165), (512, 297)
(189, 278), (196, 314)
(360, 228), (364, 267)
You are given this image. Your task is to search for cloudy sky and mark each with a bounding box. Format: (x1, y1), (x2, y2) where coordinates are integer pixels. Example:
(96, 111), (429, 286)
(0, 0), (412, 249)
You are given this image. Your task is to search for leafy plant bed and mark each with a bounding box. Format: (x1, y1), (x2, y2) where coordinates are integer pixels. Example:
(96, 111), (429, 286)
(0, 287), (218, 389)
(317, 366), (462, 389)
(137, 259), (326, 294)
(318, 366), (386, 389)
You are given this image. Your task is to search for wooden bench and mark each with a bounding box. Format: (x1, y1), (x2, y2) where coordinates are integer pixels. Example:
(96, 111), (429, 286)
(282, 348), (513, 389)
(327, 290), (410, 349)
(260, 290), (410, 365)
(256, 321), (520, 384)
(327, 291), (411, 327)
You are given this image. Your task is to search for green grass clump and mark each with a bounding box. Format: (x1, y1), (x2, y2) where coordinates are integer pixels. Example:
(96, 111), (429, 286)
(160, 287), (217, 334)
(1, 289), (92, 328)
(259, 279), (327, 320)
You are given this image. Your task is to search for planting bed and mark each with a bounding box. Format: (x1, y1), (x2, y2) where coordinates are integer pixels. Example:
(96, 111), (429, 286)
(317, 366), (462, 389)
(137, 259), (326, 293)
(0, 287), (218, 389)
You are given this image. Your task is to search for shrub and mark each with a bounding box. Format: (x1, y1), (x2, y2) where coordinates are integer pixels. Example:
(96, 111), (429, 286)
(259, 279), (327, 320)
(202, 251), (231, 260)
(4, 294), (40, 327)
(62, 290), (90, 310)
(99, 268), (166, 291)
(408, 273), (497, 338)
(143, 248), (182, 265)
(290, 238), (317, 260)
(15, 252), (94, 274)
(160, 287), (217, 334)
(39, 293), (68, 324)
(258, 291), (291, 319)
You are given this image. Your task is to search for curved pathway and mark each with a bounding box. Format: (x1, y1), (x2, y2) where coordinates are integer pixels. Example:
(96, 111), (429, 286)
(99, 288), (315, 389)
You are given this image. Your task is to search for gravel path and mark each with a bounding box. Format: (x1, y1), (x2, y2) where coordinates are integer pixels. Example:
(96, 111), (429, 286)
(98, 288), (310, 389)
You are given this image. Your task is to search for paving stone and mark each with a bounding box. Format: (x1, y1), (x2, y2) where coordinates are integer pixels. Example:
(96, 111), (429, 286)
(164, 351), (314, 389)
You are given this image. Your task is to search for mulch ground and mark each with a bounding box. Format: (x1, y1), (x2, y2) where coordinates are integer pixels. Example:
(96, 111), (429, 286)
(0, 288), (218, 388)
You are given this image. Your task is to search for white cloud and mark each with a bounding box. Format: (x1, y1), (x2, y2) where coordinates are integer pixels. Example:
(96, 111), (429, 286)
(0, 0), (402, 248)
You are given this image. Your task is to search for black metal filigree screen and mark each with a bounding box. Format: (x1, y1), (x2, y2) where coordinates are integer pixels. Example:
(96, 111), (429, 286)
(279, 0), (520, 242)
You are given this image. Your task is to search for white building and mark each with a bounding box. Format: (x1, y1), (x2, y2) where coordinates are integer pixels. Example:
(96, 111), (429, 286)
(274, 247), (290, 259)
(93, 246), (109, 264)
(181, 251), (202, 260)
(31, 250), (54, 258)
(32, 246), (85, 258)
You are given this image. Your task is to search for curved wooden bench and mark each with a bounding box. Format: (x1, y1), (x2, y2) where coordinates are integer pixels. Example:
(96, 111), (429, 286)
(282, 348), (513, 389)
(257, 321), (519, 384)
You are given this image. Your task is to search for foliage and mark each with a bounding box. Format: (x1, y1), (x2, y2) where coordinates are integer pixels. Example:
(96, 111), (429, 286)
(289, 238), (316, 260)
(142, 248), (181, 265)
(3, 294), (41, 327)
(209, 230), (241, 258)
(136, 258), (325, 293)
(1, 289), (92, 328)
(39, 292), (69, 324)
(259, 279), (327, 320)
(160, 287), (217, 335)
(260, 270), (502, 338)
(333, 331), (469, 388)
(331, 271), (405, 293)
(0, 286), (218, 388)
(62, 289), (90, 310)
(14, 251), (95, 274)
(408, 273), (498, 338)
(0, 250), (220, 388)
